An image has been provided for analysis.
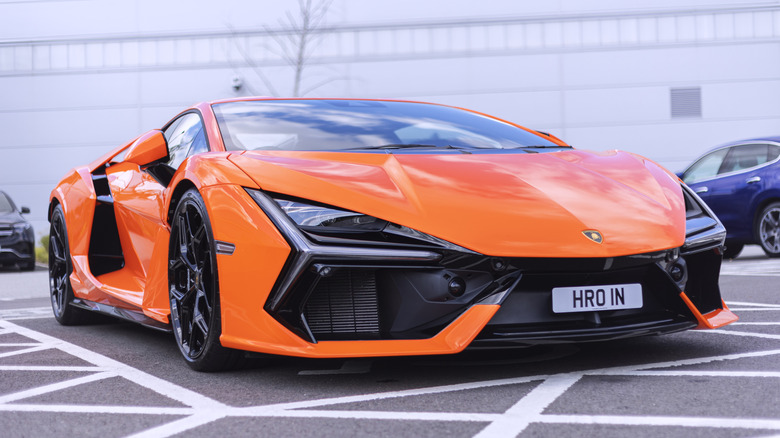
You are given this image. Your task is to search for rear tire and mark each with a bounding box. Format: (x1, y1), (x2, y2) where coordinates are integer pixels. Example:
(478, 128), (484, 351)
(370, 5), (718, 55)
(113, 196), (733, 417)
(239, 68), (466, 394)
(168, 189), (243, 372)
(722, 241), (744, 259)
(49, 204), (92, 325)
(757, 202), (780, 258)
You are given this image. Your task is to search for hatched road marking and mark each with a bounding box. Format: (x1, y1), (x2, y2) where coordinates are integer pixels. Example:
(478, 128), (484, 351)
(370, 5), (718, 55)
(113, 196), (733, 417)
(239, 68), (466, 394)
(2, 298), (780, 437)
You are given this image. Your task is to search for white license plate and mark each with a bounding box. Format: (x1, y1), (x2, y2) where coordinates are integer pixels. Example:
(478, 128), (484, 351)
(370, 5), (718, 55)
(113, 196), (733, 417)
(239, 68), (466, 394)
(552, 283), (643, 313)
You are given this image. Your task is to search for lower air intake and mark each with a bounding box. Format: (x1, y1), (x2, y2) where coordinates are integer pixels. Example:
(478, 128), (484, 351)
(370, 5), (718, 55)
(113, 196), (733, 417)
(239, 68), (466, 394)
(304, 269), (380, 339)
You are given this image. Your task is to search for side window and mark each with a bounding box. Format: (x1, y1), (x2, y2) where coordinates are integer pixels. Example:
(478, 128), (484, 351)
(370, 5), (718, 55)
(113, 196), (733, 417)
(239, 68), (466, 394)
(164, 113), (209, 170)
(719, 144), (770, 174)
(682, 148), (728, 184)
(767, 144), (780, 162)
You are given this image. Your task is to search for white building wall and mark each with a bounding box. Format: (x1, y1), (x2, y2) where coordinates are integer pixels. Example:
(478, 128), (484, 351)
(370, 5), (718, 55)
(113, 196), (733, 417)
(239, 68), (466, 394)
(1, 0), (779, 236)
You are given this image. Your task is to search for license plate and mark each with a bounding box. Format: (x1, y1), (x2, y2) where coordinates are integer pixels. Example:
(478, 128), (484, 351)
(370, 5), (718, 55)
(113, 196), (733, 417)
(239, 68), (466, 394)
(552, 283), (642, 313)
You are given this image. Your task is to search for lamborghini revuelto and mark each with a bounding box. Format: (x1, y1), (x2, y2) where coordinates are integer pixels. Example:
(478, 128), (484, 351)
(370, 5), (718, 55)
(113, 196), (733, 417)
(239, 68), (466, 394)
(48, 98), (737, 371)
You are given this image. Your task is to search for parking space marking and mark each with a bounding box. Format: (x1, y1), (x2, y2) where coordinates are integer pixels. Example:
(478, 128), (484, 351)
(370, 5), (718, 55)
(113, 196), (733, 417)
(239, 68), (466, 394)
(0, 306), (53, 320)
(720, 260), (780, 276)
(1, 298), (780, 437)
(0, 371), (116, 404)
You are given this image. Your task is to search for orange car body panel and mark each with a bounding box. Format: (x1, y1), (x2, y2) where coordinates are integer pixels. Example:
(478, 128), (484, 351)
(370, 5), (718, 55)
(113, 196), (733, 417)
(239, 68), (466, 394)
(229, 149), (685, 258)
(48, 97), (735, 359)
(679, 293), (739, 329)
(220, 304), (500, 358)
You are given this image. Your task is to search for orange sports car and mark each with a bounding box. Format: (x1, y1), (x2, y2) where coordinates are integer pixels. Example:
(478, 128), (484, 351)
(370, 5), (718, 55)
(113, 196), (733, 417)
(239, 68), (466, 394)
(48, 98), (737, 371)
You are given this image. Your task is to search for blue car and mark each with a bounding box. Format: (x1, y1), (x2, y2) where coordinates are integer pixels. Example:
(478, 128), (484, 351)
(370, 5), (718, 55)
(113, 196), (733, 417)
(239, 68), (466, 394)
(680, 136), (780, 258)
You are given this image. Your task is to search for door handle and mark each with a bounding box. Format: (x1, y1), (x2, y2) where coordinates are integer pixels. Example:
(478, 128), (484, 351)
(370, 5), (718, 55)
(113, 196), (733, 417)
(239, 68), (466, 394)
(695, 187), (709, 194)
(746, 176), (761, 184)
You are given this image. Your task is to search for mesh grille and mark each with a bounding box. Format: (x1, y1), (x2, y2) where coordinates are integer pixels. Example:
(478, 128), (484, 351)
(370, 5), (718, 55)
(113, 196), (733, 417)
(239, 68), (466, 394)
(670, 87), (702, 118)
(304, 270), (380, 336)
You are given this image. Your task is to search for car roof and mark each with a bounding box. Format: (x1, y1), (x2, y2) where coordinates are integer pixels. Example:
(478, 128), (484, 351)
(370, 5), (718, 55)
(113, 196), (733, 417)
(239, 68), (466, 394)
(719, 136), (780, 148)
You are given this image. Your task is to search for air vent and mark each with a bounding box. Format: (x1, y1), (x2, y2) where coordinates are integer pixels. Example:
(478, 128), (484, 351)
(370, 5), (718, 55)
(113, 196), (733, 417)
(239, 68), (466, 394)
(304, 269), (380, 339)
(670, 87), (702, 119)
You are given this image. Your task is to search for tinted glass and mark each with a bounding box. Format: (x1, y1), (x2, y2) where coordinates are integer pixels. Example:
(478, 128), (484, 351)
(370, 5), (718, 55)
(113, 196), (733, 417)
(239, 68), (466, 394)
(0, 192), (12, 213)
(682, 148), (728, 183)
(212, 100), (561, 151)
(719, 144), (770, 174)
(164, 113), (207, 169)
(769, 145), (780, 161)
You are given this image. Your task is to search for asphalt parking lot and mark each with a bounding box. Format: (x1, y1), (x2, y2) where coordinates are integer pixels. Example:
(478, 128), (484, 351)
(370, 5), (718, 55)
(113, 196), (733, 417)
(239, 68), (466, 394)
(1, 247), (779, 438)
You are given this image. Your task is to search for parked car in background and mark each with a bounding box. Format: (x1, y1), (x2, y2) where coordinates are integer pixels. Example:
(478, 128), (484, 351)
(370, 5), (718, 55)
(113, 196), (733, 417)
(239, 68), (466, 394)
(0, 191), (35, 270)
(680, 137), (780, 258)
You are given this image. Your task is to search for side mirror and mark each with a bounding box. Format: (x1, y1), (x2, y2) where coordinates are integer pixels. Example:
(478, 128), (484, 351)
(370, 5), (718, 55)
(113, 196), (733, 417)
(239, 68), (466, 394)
(20, 207), (30, 214)
(124, 130), (169, 166)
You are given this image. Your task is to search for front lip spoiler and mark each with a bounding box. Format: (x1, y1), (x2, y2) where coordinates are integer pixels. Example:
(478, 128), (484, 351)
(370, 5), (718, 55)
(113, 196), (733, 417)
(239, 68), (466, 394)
(470, 319), (697, 348)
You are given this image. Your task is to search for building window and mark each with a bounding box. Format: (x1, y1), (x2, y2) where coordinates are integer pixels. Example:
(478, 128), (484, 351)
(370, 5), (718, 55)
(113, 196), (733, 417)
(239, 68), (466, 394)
(670, 87), (702, 118)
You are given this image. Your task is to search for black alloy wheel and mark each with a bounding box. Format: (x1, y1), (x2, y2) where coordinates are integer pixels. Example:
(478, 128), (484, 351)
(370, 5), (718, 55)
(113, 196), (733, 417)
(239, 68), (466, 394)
(49, 204), (90, 325)
(758, 202), (780, 258)
(168, 189), (242, 371)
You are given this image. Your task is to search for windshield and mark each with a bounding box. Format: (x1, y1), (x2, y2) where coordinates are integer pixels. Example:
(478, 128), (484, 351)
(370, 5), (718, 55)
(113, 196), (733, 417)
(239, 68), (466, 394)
(0, 192), (14, 213)
(212, 100), (563, 151)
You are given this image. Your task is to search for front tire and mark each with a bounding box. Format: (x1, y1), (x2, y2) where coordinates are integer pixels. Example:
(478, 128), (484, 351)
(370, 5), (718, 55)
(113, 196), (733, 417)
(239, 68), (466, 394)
(168, 189), (243, 371)
(758, 202), (780, 258)
(49, 204), (92, 325)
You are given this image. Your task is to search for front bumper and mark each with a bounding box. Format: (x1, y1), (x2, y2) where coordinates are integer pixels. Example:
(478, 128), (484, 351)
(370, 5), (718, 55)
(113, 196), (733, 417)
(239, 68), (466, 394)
(208, 188), (736, 358)
(0, 226), (35, 265)
(203, 186), (736, 357)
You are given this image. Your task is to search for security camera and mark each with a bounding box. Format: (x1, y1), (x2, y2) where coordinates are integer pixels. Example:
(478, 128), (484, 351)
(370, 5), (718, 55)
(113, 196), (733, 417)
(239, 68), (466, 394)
(232, 76), (243, 91)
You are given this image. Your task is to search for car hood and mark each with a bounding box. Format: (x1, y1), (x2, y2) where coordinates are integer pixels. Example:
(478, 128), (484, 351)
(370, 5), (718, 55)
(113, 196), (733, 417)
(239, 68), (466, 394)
(0, 210), (24, 226)
(228, 150), (685, 258)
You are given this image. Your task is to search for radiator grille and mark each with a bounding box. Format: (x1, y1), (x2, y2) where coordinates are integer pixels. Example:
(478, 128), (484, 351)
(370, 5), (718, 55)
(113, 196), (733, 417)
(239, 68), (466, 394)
(304, 270), (380, 337)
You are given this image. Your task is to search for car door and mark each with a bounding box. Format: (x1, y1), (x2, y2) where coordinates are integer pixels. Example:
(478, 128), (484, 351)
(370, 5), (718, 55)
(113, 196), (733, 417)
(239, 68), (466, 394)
(685, 144), (776, 240)
(106, 112), (209, 290)
(681, 146), (728, 207)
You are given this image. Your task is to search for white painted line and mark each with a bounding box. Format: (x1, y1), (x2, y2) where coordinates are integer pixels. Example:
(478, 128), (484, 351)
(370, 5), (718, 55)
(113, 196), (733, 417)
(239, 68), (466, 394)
(473, 373), (582, 438)
(726, 301), (780, 308)
(609, 370), (780, 378)
(0, 307), (52, 320)
(0, 344), (51, 359)
(0, 371), (116, 404)
(250, 374), (551, 412)
(0, 404), (196, 415)
(725, 308), (780, 312)
(0, 319), (228, 411)
(544, 414), (780, 429)
(733, 322), (780, 326)
(2, 306), (780, 437)
(0, 365), (107, 371)
(701, 330), (780, 341)
(254, 409), (500, 422)
(126, 413), (229, 438)
(3, 315), (57, 321)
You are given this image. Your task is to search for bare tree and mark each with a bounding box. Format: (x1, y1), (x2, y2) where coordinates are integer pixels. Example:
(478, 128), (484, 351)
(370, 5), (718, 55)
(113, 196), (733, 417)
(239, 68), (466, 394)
(232, 0), (335, 97)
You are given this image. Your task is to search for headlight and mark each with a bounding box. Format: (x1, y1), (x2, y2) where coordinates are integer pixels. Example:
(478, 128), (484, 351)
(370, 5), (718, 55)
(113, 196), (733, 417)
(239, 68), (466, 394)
(247, 189), (474, 253)
(273, 199), (387, 231)
(681, 184), (726, 253)
(13, 222), (31, 235)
